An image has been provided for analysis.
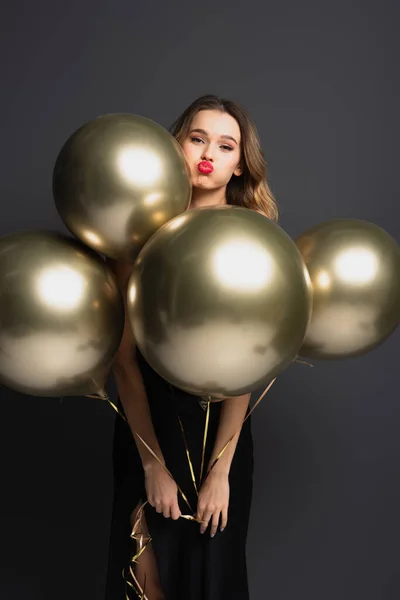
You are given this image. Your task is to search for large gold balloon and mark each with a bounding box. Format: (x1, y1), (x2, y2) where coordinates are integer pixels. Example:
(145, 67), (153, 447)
(127, 206), (312, 398)
(0, 231), (124, 397)
(52, 113), (192, 260)
(295, 219), (400, 359)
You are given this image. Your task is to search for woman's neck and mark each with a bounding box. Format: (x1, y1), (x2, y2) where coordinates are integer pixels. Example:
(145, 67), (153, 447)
(189, 186), (227, 210)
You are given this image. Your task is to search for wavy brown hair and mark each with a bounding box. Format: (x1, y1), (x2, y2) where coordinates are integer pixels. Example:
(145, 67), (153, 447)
(169, 94), (278, 222)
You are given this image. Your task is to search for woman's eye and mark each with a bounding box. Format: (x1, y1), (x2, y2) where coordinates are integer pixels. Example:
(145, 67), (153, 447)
(189, 137), (232, 151)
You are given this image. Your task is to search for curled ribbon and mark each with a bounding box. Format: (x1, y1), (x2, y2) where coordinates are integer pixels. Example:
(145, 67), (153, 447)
(120, 378), (278, 598)
(80, 358), (313, 597)
(124, 501), (150, 599)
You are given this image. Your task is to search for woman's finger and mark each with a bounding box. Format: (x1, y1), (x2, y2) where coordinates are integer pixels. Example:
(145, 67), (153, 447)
(210, 510), (221, 538)
(199, 509), (213, 534)
(220, 507), (228, 532)
(170, 499), (181, 521)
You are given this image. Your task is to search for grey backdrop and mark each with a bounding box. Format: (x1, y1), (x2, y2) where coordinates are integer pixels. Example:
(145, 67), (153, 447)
(1, 1), (399, 599)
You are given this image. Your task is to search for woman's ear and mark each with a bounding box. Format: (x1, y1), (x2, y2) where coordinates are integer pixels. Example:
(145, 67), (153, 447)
(233, 163), (243, 177)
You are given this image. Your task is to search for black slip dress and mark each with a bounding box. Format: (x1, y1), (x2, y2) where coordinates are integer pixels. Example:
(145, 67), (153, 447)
(104, 348), (254, 600)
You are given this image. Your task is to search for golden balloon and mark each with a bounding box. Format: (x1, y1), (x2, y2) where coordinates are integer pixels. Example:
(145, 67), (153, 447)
(295, 219), (400, 359)
(0, 231), (124, 397)
(128, 206), (312, 398)
(53, 113), (192, 260)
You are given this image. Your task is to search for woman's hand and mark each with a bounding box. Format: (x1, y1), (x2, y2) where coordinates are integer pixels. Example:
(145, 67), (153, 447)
(197, 470), (229, 537)
(144, 461), (182, 521)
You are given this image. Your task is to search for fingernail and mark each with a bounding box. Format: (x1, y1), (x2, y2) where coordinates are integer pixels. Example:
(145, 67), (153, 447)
(220, 528), (225, 532)
(200, 530), (205, 534)
(210, 533), (215, 538)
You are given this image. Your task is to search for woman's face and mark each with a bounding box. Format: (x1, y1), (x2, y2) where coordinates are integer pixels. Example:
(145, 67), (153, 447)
(181, 110), (243, 191)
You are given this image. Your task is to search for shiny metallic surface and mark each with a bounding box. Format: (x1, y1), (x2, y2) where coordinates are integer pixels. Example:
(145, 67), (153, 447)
(128, 206), (312, 398)
(0, 231), (124, 397)
(296, 219), (400, 359)
(53, 113), (192, 260)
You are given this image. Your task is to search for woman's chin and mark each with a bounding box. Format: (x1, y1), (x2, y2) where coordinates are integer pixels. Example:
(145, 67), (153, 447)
(192, 176), (215, 189)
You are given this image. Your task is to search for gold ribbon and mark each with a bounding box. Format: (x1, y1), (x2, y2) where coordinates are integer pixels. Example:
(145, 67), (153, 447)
(202, 378), (277, 483)
(294, 357), (314, 367)
(86, 388), (128, 421)
(133, 430), (195, 515)
(123, 497), (199, 599)
(123, 501), (151, 599)
(106, 378), (279, 598)
(87, 355), (317, 597)
(199, 400), (210, 485)
(83, 355), (315, 597)
(177, 415), (199, 496)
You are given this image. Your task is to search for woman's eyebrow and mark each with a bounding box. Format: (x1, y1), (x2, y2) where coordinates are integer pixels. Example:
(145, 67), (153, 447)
(220, 134), (238, 144)
(189, 128), (238, 145)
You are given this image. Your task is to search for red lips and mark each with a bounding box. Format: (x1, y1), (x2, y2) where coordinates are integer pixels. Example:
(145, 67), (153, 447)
(197, 161), (213, 174)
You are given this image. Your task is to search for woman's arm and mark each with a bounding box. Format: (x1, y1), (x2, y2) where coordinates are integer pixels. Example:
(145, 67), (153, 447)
(108, 258), (164, 469)
(207, 393), (251, 475)
(197, 393), (251, 536)
(108, 258), (181, 520)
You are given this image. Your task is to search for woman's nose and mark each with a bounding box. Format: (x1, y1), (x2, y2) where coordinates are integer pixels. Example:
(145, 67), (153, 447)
(201, 146), (213, 161)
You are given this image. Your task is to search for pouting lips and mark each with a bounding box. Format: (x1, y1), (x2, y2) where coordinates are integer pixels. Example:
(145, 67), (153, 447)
(197, 161), (213, 174)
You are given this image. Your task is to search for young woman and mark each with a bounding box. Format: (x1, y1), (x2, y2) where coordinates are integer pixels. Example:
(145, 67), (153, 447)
(104, 95), (278, 600)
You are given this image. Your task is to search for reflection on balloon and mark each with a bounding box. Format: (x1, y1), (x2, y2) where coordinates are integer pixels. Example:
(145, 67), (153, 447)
(53, 113), (192, 260)
(296, 219), (400, 359)
(213, 241), (273, 290)
(334, 247), (378, 284)
(128, 206), (312, 398)
(118, 147), (163, 185)
(38, 266), (86, 310)
(0, 231), (124, 397)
